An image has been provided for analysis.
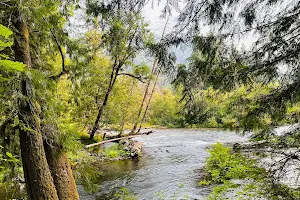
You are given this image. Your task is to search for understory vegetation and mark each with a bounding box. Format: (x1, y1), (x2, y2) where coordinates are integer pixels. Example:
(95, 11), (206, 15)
(200, 143), (300, 199)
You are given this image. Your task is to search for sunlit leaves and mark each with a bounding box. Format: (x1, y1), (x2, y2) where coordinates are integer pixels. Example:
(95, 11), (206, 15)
(149, 89), (184, 127)
(133, 63), (150, 77)
(0, 24), (13, 50)
(0, 60), (24, 72)
(0, 24), (12, 39)
(0, 24), (25, 74)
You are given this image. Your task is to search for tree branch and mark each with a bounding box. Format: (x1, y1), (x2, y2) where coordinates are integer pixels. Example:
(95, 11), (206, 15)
(117, 73), (146, 83)
(43, 17), (66, 79)
(50, 28), (65, 78)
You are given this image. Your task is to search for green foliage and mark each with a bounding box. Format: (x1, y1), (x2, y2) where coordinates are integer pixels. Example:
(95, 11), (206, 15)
(0, 24), (12, 39)
(0, 145), (24, 199)
(100, 143), (131, 159)
(133, 63), (150, 77)
(148, 88), (185, 128)
(0, 146), (20, 169)
(201, 143), (264, 185)
(0, 24), (24, 75)
(113, 187), (138, 200)
(0, 24), (13, 51)
(200, 143), (300, 199)
(176, 83), (282, 131)
(0, 60), (24, 72)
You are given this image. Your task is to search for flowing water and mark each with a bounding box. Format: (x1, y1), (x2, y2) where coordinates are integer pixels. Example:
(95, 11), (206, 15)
(78, 129), (246, 200)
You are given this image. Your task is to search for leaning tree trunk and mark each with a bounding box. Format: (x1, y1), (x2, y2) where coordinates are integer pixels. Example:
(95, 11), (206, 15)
(89, 64), (120, 140)
(44, 141), (79, 200)
(131, 58), (158, 134)
(13, 16), (59, 199)
(138, 72), (160, 132)
(131, 15), (169, 134)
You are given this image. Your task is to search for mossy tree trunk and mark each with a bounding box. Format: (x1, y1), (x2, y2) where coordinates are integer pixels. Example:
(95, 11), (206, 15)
(44, 142), (79, 200)
(13, 15), (59, 200)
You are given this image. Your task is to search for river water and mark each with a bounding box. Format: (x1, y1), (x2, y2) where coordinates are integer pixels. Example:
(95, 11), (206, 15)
(78, 129), (246, 200)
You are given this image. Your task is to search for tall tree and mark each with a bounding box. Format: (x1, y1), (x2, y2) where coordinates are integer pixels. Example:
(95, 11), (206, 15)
(137, 15), (171, 132)
(1, 1), (79, 199)
(86, 3), (153, 140)
(11, 12), (59, 200)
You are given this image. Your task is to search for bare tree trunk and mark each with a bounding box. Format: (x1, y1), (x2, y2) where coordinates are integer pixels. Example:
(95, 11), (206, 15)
(13, 16), (59, 200)
(131, 15), (170, 134)
(138, 72), (160, 132)
(130, 58), (158, 134)
(118, 79), (135, 137)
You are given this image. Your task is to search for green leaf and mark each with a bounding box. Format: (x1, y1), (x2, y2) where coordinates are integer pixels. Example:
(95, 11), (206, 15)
(0, 40), (13, 49)
(0, 60), (25, 72)
(6, 152), (13, 159)
(0, 24), (13, 39)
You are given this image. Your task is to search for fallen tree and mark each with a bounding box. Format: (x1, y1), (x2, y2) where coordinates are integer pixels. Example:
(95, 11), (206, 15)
(85, 130), (153, 148)
(85, 136), (136, 148)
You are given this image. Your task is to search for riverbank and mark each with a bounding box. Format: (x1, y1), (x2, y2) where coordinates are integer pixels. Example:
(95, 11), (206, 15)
(77, 129), (246, 199)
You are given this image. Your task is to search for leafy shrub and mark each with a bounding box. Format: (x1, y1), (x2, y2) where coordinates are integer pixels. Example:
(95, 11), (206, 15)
(199, 143), (265, 199)
(199, 143), (300, 199)
(102, 143), (131, 159)
(113, 187), (138, 200)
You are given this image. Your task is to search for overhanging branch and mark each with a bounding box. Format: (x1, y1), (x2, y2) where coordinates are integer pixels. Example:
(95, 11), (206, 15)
(43, 17), (66, 79)
(117, 73), (146, 83)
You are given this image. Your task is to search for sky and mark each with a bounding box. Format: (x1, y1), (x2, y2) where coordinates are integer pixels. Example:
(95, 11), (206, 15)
(141, 1), (192, 65)
(140, 0), (257, 64)
(69, 0), (261, 66)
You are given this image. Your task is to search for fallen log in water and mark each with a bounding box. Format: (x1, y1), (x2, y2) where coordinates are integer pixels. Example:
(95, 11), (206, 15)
(85, 136), (136, 148)
(85, 130), (154, 148)
(232, 140), (270, 151)
(105, 130), (154, 139)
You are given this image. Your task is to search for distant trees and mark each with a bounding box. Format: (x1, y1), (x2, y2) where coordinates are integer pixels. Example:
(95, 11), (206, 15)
(69, 31), (146, 133)
(148, 89), (184, 128)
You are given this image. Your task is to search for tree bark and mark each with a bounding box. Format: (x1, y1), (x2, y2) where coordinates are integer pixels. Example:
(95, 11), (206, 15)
(13, 16), (59, 200)
(131, 58), (158, 134)
(44, 143), (79, 200)
(89, 63), (120, 140)
(138, 72), (160, 132)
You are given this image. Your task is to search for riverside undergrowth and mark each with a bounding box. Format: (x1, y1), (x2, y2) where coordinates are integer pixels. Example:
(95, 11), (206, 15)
(199, 143), (300, 200)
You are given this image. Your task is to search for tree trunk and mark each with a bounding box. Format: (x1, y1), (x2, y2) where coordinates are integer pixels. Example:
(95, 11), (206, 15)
(13, 16), (59, 199)
(44, 143), (79, 200)
(131, 58), (158, 134)
(19, 126), (58, 200)
(134, 15), (170, 133)
(138, 72), (160, 132)
(89, 64), (120, 140)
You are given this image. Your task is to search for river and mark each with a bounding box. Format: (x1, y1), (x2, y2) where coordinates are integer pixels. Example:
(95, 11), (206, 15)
(78, 129), (246, 200)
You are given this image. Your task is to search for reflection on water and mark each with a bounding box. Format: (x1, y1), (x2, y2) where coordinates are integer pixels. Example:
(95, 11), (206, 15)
(78, 129), (246, 200)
